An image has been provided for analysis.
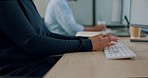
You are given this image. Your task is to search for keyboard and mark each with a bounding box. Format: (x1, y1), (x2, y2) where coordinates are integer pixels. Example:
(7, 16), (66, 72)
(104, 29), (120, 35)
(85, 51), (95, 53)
(104, 41), (136, 60)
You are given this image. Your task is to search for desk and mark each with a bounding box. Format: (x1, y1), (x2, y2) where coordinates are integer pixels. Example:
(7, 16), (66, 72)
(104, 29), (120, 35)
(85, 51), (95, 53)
(43, 32), (148, 78)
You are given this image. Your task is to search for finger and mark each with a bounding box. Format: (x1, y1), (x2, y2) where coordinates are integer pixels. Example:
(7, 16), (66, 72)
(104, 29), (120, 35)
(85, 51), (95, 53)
(100, 37), (111, 43)
(107, 42), (116, 47)
(104, 34), (114, 37)
(100, 37), (117, 46)
(101, 42), (115, 49)
(96, 42), (114, 51)
(101, 34), (111, 37)
(102, 25), (107, 29)
(99, 42), (110, 48)
(97, 33), (106, 37)
(103, 36), (119, 42)
(109, 36), (120, 42)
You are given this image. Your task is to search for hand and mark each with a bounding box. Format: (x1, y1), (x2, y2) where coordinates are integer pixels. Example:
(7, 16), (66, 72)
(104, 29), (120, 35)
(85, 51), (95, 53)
(89, 34), (119, 51)
(94, 24), (107, 31)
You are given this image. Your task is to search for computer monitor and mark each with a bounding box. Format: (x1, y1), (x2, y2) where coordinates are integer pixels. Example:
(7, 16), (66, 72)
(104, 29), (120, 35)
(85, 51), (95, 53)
(130, 0), (148, 33)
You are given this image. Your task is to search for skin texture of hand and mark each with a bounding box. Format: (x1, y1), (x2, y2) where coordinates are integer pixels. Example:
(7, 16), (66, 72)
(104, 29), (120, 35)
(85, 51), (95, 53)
(84, 24), (107, 31)
(89, 34), (119, 51)
(94, 24), (107, 31)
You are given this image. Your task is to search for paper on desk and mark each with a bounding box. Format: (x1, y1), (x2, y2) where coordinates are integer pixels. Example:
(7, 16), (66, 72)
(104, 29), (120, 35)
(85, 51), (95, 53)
(76, 29), (114, 37)
(76, 31), (102, 37)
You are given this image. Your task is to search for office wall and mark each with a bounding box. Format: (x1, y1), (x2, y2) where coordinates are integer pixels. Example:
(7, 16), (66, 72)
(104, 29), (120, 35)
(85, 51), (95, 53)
(121, 0), (131, 24)
(96, 0), (112, 24)
(33, 0), (50, 17)
(96, 0), (121, 24)
(130, 0), (148, 25)
(69, 0), (93, 25)
(33, 0), (122, 25)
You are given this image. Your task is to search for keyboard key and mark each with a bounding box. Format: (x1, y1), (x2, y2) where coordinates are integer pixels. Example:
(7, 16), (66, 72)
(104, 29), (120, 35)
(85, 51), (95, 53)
(104, 41), (136, 60)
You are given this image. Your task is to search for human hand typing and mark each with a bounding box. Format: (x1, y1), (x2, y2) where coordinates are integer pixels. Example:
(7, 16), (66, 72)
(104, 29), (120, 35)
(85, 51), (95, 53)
(89, 34), (119, 51)
(94, 24), (107, 31)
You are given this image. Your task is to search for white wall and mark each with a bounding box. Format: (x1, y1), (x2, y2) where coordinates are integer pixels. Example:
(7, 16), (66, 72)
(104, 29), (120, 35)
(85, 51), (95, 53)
(121, 0), (131, 24)
(96, 0), (112, 24)
(33, 0), (122, 25)
(69, 0), (93, 25)
(96, 0), (122, 24)
(130, 0), (148, 25)
(33, 0), (50, 17)
(111, 0), (122, 23)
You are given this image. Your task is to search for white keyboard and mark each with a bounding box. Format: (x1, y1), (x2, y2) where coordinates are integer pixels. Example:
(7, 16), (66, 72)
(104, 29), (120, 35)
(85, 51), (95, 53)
(104, 41), (136, 60)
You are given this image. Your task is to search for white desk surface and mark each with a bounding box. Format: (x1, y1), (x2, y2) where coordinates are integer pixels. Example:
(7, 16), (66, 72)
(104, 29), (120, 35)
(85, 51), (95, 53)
(44, 32), (148, 78)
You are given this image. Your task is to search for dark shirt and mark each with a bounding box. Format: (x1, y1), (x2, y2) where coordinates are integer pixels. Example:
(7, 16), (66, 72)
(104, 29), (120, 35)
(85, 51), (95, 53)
(0, 0), (92, 64)
(0, 0), (92, 76)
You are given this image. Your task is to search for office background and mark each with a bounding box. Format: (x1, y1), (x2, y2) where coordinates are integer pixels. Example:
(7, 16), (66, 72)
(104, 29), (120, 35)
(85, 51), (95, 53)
(33, 0), (148, 27)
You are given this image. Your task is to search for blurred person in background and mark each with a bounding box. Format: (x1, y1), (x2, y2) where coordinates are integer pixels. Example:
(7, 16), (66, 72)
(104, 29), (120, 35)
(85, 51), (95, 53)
(44, 0), (107, 36)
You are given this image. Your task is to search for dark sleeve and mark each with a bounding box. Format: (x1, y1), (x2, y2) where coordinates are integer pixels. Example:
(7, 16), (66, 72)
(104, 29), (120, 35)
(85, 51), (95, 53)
(0, 1), (92, 58)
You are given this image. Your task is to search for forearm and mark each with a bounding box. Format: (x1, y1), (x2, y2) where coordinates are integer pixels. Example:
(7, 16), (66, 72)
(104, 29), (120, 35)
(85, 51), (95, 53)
(84, 26), (96, 31)
(49, 32), (88, 40)
(22, 35), (92, 58)
(84, 25), (106, 31)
